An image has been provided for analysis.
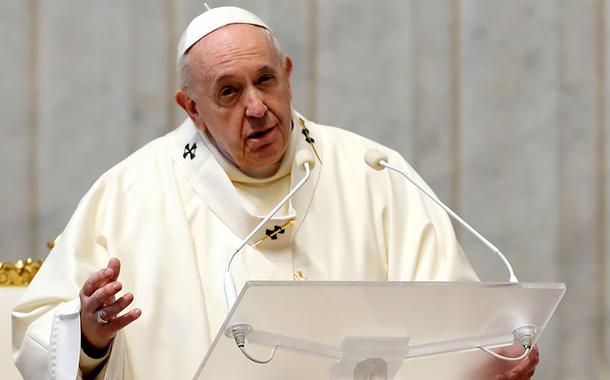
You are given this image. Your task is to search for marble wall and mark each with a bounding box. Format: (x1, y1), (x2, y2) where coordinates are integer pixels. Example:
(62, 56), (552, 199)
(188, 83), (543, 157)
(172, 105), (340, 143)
(1, 0), (608, 378)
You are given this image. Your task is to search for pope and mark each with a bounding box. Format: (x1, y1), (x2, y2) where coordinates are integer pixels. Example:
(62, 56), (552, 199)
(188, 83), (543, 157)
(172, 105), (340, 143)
(12, 6), (539, 380)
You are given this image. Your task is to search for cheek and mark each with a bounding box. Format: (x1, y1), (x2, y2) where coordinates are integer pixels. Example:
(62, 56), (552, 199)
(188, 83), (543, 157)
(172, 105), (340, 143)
(207, 111), (242, 141)
(220, 118), (249, 155)
(285, 82), (293, 102)
(217, 126), (242, 149)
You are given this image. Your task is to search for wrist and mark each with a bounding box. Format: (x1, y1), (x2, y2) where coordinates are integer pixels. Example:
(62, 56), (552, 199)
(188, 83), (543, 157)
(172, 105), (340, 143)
(81, 332), (112, 359)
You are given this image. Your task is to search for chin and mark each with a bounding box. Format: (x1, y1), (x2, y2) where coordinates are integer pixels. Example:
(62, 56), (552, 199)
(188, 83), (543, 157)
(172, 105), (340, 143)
(247, 147), (286, 168)
(248, 157), (281, 170)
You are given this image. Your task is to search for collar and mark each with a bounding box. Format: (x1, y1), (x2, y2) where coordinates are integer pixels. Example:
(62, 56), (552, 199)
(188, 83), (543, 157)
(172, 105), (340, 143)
(166, 109), (323, 243)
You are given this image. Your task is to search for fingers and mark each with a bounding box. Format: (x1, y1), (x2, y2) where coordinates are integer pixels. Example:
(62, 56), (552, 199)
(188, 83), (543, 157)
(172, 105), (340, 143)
(527, 368), (536, 378)
(106, 308), (142, 331)
(530, 345), (540, 364)
(98, 293), (134, 321)
(504, 346), (539, 380)
(517, 346), (539, 371)
(81, 267), (114, 297)
(88, 281), (123, 312)
(481, 344), (539, 380)
(107, 258), (121, 282)
(81, 258), (121, 297)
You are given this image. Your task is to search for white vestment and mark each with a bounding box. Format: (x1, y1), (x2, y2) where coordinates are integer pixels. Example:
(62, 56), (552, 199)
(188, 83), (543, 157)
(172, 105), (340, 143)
(12, 111), (477, 379)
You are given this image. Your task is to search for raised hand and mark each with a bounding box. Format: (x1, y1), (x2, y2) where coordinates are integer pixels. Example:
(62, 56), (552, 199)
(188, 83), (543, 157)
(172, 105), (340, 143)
(79, 258), (141, 354)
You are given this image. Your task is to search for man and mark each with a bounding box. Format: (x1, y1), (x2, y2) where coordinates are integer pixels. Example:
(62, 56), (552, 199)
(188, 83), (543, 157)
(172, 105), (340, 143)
(12, 6), (538, 379)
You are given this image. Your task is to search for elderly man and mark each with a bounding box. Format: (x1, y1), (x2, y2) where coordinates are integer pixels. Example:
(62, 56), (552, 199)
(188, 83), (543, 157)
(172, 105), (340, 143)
(12, 6), (538, 380)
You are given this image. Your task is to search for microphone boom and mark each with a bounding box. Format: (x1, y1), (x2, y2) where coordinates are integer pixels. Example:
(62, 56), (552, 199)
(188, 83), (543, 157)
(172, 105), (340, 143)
(364, 149), (519, 283)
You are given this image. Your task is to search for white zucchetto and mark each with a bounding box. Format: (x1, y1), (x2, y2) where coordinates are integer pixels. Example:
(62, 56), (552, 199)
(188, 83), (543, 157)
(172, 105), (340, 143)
(176, 6), (270, 63)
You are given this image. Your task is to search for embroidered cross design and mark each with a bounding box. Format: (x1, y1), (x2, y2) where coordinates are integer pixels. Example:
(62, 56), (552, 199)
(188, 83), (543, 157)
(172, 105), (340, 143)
(301, 128), (315, 144)
(183, 143), (197, 160)
(265, 225), (286, 240)
(252, 220), (296, 247)
(298, 118), (322, 164)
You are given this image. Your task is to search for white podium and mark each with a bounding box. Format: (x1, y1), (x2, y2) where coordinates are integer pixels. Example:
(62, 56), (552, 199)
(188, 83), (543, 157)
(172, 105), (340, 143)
(193, 281), (565, 379)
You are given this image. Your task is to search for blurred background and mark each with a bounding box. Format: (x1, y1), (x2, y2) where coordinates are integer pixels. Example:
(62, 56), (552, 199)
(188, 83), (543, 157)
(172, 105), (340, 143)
(1, 0), (608, 378)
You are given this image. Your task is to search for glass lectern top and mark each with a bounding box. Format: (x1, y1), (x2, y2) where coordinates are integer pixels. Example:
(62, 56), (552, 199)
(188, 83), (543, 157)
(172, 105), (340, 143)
(194, 281), (565, 380)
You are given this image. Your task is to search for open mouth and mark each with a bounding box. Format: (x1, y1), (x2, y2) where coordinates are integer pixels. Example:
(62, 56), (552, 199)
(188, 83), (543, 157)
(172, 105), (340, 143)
(248, 127), (274, 140)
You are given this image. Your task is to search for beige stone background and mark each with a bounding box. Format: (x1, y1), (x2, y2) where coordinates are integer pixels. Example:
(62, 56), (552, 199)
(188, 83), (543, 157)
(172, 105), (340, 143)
(0, 0), (608, 378)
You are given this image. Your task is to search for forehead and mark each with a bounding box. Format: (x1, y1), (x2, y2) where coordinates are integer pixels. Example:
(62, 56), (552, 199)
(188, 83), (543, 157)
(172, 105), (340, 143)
(188, 24), (277, 81)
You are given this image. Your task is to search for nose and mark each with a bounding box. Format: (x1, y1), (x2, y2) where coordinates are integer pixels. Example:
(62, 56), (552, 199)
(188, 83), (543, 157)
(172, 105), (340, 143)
(244, 88), (268, 118)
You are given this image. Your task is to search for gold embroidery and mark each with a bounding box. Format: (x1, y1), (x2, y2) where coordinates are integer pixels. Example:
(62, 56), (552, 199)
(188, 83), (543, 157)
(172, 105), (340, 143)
(252, 220), (296, 247)
(298, 118), (322, 165)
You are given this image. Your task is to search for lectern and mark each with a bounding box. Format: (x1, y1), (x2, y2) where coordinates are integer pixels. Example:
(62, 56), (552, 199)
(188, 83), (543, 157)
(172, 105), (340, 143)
(193, 281), (565, 379)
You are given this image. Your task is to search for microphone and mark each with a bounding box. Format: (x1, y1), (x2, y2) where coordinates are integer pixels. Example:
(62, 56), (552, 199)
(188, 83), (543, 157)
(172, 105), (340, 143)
(224, 150), (317, 310)
(295, 149), (316, 170)
(364, 149), (519, 283)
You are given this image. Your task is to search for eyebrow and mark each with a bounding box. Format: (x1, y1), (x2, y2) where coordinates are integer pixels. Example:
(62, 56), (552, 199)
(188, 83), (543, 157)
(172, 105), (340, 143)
(256, 65), (278, 75)
(212, 65), (279, 86)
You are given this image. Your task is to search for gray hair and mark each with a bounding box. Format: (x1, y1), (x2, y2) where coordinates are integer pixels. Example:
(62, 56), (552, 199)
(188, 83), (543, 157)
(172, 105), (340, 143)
(178, 27), (285, 92)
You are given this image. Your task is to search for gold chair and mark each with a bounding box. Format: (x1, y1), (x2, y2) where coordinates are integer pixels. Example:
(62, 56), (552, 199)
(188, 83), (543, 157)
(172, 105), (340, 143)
(1, 239), (51, 379)
(0, 259), (43, 287)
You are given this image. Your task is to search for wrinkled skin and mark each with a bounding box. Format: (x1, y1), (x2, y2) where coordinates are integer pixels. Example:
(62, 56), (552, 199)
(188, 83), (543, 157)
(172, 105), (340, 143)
(80, 258), (140, 354)
(175, 23), (294, 178)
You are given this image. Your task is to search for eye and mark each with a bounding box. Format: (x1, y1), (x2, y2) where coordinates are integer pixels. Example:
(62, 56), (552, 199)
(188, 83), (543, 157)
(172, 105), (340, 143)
(256, 74), (275, 85)
(219, 86), (237, 97)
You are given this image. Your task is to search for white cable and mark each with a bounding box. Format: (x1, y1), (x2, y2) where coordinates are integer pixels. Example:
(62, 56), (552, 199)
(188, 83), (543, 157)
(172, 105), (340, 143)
(231, 323), (280, 364)
(225, 163), (311, 272)
(477, 345), (531, 361)
(364, 149), (519, 283)
(238, 344), (280, 364)
(224, 150), (316, 310)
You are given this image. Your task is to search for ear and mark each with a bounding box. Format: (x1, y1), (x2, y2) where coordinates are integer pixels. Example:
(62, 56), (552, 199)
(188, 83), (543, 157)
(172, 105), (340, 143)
(175, 90), (200, 121)
(283, 55), (294, 101)
(283, 55), (293, 78)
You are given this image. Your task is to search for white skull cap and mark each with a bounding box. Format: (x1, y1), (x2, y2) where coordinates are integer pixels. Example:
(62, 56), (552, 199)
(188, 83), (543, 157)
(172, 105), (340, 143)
(176, 6), (271, 63)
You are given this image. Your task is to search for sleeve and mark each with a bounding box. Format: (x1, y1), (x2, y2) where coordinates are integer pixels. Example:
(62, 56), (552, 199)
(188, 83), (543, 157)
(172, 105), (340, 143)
(383, 152), (479, 282)
(79, 344), (111, 379)
(11, 176), (126, 380)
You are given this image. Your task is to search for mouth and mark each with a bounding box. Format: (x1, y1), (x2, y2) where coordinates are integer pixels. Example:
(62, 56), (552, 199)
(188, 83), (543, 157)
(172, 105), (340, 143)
(245, 125), (280, 152)
(247, 127), (275, 140)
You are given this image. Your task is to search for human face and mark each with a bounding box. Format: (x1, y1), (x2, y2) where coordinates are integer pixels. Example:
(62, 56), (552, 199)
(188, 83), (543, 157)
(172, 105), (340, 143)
(176, 24), (293, 177)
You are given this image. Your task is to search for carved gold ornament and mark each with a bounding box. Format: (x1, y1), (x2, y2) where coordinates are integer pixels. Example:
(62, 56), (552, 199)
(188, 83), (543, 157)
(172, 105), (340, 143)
(0, 258), (43, 286)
